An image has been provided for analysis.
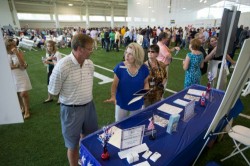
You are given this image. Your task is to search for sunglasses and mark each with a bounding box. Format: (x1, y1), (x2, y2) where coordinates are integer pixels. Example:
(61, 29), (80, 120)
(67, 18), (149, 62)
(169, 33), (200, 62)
(148, 50), (156, 53)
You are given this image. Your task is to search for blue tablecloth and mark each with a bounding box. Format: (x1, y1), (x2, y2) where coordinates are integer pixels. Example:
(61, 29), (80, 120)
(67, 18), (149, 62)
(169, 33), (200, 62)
(79, 85), (243, 166)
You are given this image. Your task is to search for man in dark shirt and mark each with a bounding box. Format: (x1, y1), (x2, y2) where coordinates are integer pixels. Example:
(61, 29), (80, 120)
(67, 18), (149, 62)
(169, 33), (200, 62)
(104, 28), (110, 52)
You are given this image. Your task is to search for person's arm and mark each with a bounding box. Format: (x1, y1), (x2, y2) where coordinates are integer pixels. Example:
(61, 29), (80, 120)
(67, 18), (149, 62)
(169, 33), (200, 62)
(104, 74), (119, 104)
(200, 60), (204, 68)
(226, 54), (236, 65)
(44, 57), (54, 65)
(144, 76), (150, 89)
(11, 48), (27, 69)
(183, 55), (190, 70)
(204, 46), (217, 62)
(161, 63), (168, 86)
(48, 62), (65, 95)
(170, 46), (180, 52)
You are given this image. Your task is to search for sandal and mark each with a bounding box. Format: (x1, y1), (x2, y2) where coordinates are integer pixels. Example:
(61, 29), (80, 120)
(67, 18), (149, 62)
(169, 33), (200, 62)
(24, 113), (30, 119)
(43, 99), (53, 103)
(21, 107), (25, 114)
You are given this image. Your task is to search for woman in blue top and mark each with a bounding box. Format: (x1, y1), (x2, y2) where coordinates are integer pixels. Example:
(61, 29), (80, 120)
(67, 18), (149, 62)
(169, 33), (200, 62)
(105, 43), (149, 122)
(183, 38), (204, 88)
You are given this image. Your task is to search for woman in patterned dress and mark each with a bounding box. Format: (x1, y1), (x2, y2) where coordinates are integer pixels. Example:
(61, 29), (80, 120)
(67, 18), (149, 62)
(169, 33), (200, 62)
(144, 45), (167, 107)
(183, 38), (204, 88)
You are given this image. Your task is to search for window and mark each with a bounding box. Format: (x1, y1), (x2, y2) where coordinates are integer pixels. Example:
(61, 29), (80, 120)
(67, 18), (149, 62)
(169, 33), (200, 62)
(197, 8), (210, 19)
(89, 16), (105, 21)
(114, 17), (125, 22)
(197, 0), (250, 19)
(142, 18), (149, 22)
(106, 16), (111, 21)
(150, 18), (156, 22)
(134, 17), (142, 22)
(58, 15), (81, 21)
(82, 16), (86, 21)
(126, 17), (131, 22)
(17, 13), (51, 20)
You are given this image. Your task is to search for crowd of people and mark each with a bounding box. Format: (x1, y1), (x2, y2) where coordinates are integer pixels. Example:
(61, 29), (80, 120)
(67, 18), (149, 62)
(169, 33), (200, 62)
(3, 23), (248, 166)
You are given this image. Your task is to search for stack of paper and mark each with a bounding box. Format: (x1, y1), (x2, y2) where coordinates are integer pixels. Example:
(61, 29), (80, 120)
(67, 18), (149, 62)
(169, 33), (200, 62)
(157, 103), (183, 115)
(173, 99), (189, 106)
(187, 89), (206, 96)
(184, 94), (200, 101)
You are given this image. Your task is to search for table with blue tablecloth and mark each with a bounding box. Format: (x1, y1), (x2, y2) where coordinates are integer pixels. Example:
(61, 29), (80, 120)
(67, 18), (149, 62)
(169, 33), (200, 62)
(79, 85), (243, 166)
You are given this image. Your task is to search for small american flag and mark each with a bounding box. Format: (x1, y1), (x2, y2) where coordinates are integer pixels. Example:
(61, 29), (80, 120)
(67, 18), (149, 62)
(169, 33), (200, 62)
(148, 116), (155, 130)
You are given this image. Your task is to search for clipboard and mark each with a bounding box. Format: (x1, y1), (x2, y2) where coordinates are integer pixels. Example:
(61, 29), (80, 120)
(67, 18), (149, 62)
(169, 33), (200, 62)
(128, 89), (151, 105)
(133, 89), (151, 96)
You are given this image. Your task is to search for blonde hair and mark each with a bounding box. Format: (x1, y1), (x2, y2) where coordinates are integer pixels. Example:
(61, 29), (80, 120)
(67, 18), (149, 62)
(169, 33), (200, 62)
(46, 40), (57, 54)
(127, 43), (145, 67)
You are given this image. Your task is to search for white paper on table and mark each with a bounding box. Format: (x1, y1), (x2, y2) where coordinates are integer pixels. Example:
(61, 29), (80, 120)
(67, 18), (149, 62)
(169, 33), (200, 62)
(184, 94), (200, 101)
(157, 103), (183, 115)
(187, 89), (206, 96)
(133, 161), (151, 166)
(173, 99), (189, 106)
(107, 126), (122, 148)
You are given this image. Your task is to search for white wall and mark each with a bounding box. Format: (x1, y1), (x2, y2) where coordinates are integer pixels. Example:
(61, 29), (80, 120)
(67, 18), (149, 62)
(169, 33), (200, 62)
(127, 0), (250, 29)
(0, 0), (16, 28)
(127, 0), (204, 29)
(238, 12), (250, 27)
(0, 31), (24, 125)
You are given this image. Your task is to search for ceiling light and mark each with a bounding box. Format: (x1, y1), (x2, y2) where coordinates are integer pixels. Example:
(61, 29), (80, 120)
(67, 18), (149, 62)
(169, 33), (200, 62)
(168, 6), (170, 8)
(183, 8), (186, 9)
(148, 6), (152, 8)
(152, 10), (155, 12)
(200, 0), (203, 2)
(136, 2), (141, 5)
(68, 3), (73, 6)
(204, 0), (207, 3)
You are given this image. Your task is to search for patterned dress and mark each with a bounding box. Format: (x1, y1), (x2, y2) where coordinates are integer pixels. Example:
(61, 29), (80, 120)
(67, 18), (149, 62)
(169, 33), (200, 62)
(184, 53), (204, 88)
(144, 60), (167, 107)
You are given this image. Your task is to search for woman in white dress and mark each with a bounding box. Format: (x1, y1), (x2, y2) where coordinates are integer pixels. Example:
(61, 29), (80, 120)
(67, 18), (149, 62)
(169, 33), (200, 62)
(42, 40), (62, 103)
(5, 39), (32, 119)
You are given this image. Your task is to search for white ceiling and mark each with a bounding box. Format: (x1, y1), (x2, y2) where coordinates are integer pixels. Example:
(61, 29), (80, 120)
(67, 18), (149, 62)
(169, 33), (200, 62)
(13, 0), (250, 15)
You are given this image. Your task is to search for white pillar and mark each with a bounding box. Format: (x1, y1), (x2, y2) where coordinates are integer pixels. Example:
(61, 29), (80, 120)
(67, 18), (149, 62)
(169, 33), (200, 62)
(11, 0), (20, 29)
(111, 5), (114, 28)
(54, 3), (60, 28)
(86, 4), (90, 28)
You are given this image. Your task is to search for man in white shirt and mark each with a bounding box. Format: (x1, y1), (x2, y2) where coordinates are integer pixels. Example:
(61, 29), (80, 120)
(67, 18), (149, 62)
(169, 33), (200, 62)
(90, 28), (98, 50)
(48, 34), (98, 166)
(203, 29), (209, 42)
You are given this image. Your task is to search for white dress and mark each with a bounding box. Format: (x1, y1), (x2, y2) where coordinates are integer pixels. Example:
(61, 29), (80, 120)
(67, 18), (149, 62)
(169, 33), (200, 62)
(8, 53), (32, 92)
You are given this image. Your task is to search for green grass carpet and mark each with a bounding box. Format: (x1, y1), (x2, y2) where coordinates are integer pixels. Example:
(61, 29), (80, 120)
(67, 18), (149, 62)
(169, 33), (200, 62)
(0, 44), (249, 166)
